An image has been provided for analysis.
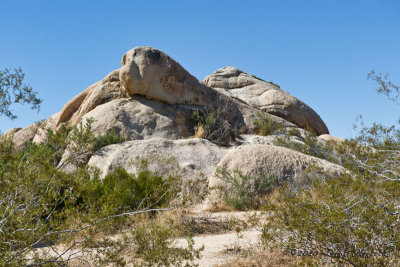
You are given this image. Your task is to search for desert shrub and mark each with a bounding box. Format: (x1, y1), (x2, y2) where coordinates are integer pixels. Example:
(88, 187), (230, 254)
(0, 124), (188, 266)
(68, 118), (125, 154)
(275, 133), (341, 165)
(262, 75), (400, 266)
(253, 111), (283, 136)
(286, 127), (301, 137)
(131, 221), (203, 267)
(215, 167), (277, 210)
(192, 109), (236, 146)
(78, 167), (180, 219)
(57, 119), (125, 169)
(91, 129), (125, 152)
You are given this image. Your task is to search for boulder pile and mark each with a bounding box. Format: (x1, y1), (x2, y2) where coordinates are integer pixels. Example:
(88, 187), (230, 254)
(3, 46), (343, 209)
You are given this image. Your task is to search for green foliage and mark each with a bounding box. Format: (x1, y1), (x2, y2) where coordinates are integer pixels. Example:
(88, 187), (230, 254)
(215, 167), (277, 210)
(84, 167), (181, 216)
(253, 111), (283, 136)
(192, 109), (236, 146)
(68, 119), (125, 154)
(131, 221), (203, 267)
(91, 129), (125, 152)
(262, 75), (400, 266)
(192, 109), (218, 136)
(286, 127), (300, 137)
(275, 133), (341, 165)
(0, 67), (42, 119)
(0, 124), (185, 266)
(267, 81), (281, 88)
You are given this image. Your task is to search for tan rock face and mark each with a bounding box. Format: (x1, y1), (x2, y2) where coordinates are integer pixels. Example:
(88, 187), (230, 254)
(206, 144), (345, 208)
(1, 127), (22, 139)
(49, 47), (293, 137)
(32, 112), (60, 144)
(120, 47), (211, 106)
(56, 69), (128, 127)
(204, 67), (329, 136)
(119, 47), (286, 131)
(79, 97), (201, 141)
(318, 134), (344, 143)
(10, 124), (38, 152)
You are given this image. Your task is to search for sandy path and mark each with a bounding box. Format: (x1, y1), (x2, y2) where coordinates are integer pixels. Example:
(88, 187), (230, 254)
(175, 229), (261, 267)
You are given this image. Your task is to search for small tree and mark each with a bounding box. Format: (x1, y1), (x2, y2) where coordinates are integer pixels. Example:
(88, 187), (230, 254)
(0, 67), (42, 119)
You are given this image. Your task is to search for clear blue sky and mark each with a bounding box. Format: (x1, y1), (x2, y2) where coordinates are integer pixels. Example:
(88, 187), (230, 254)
(0, 0), (399, 138)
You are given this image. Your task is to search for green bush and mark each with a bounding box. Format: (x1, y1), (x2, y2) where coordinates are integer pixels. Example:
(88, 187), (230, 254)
(91, 129), (125, 152)
(215, 167), (277, 210)
(0, 123), (186, 266)
(131, 221), (203, 267)
(263, 113), (400, 265)
(275, 133), (341, 165)
(253, 111), (283, 136)
(192, 109), (236, 146)
(82, 167), (180, 216)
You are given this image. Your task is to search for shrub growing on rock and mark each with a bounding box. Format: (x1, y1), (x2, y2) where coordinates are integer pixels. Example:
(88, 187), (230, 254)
(214, 167), (277, 210)
(253, 111), (283, 136)
(192, 109), (236, 146)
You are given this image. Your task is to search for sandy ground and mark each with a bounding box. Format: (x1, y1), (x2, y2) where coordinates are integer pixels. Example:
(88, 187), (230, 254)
(30, 211), (263, 266)
(175, 229), (261, 267)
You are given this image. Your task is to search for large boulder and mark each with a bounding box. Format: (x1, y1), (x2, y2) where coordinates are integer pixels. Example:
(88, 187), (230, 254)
(204, 67), (329, 136)
(1, 113), (60, 153)
(206, 144), (345, 209)
(88, 138), (228, 180)
(54, 47), (293, 138)
(80, 96), (200, 140)
(119, 47), (292, 131)
(1, 127), (22, 140)
(32, 112), (60, 144)
(57, 69), (128, 127)
(9, 124), (38, 152)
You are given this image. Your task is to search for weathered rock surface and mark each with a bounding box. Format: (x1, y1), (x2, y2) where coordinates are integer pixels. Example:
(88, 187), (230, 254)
(119, 47), (292, 131)
(207, 144), (345, 208)
(318, 134), (344, 143)
(32, 112), (60, 144)
(234, 128), (311, 147)
(57, 69), (128, 127)
(80, 96), (199, 140)
(88, 138), (228, 180)
(9, 123), (38, 152)
(204, 67), (329, 136)
(53, 47), (293, 137)
(1, 127), (22, 139)
(1, 113), (60, 152)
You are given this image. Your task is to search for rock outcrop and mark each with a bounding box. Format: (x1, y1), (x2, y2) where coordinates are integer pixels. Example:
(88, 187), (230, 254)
(0, 113), (60, 153)
(206, 144), (345, 209)
(32, 112), (60, 144)
(2, 46), (342, 211)
(57, 69), (128, 127)
(88, 138), (228, 180)
(79, 97), (199, 140)
(8, 124), (38, 152)
(204, 67), (329, 135)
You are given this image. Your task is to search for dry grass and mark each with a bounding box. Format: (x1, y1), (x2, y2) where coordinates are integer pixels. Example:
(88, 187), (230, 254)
(193, 124), (205, 138)
(217, 246), (300, 267)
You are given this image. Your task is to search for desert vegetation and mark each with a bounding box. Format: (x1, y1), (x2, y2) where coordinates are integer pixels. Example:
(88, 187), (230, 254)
(0, 121), (204, 266)
(1, 52), (399, 267)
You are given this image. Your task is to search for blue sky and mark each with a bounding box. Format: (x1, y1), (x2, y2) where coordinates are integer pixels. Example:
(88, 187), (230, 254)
(0, 0), (399, 138)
